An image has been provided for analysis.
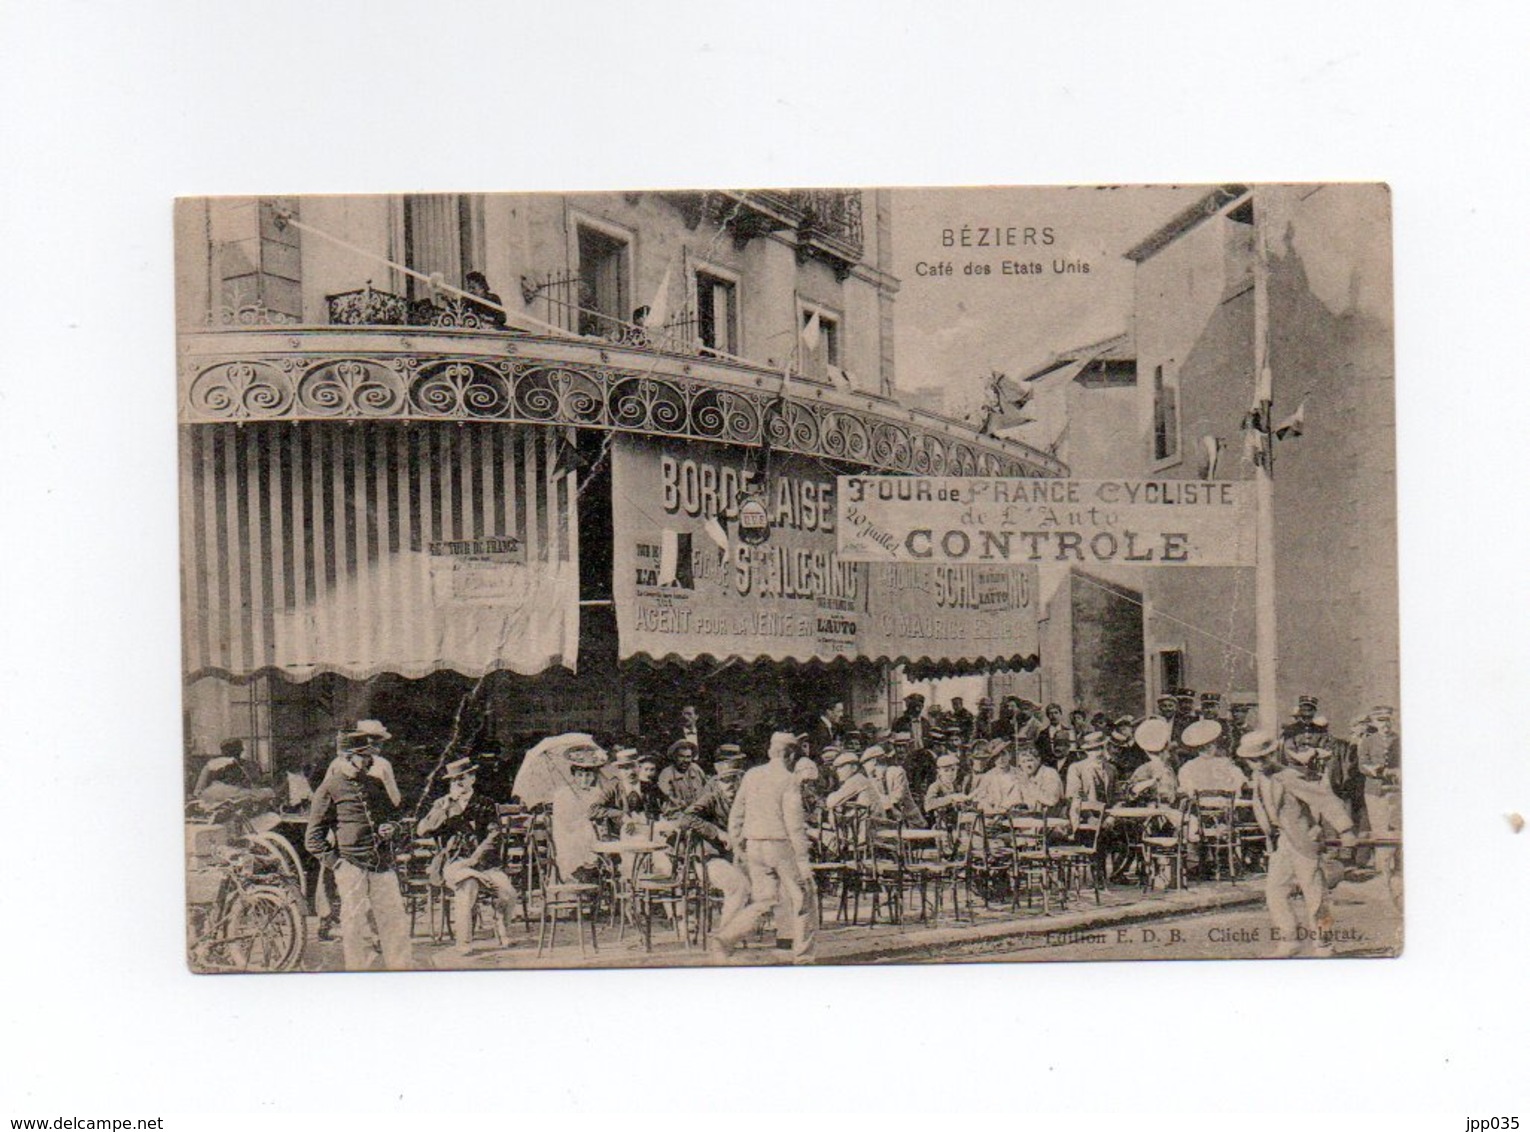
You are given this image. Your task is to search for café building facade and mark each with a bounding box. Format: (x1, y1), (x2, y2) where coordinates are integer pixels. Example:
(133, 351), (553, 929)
(175, 190), (1064, 777)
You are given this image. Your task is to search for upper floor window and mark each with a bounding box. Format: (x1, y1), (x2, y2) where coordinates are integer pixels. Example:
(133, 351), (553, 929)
(1152, 363), (1180, 463)
(576, 223), (630, 339)
(694, 269), (739, 356)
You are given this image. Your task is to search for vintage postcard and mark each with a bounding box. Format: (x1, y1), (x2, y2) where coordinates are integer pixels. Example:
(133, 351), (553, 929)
(175, 184), (1399, 972)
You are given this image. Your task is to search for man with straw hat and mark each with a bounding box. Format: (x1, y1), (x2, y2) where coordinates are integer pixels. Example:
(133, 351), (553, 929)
(419, 756), (517, 955)
(1237, 730), (1356, 957)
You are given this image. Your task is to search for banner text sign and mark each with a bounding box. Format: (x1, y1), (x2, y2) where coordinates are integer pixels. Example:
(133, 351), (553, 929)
(837, 477), (1256, 567)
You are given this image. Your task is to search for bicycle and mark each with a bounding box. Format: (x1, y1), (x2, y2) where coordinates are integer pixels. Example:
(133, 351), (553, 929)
(186, 840), (307, 973)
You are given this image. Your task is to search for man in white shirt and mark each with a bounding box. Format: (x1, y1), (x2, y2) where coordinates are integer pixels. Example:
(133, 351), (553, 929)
(711, 732), (815, 963)
(969, 742), (1025, 815)
(1238, 731), (1356, 958)
(1177, 719), (1248, 797)
(1016, 742), (1064, 812)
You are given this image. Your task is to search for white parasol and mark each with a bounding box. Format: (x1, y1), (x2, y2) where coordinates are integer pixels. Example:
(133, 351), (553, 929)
(511, 733), (606, 807)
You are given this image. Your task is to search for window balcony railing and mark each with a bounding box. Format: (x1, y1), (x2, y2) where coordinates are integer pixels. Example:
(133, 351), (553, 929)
(326, 284), (506, 330)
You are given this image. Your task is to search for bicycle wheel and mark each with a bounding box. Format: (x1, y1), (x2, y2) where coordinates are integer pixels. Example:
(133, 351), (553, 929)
(227, 886), (306, 972)
(248, 831), (307, 898)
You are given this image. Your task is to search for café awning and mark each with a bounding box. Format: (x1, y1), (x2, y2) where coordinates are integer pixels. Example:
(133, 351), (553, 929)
(180, 421), (579, 683)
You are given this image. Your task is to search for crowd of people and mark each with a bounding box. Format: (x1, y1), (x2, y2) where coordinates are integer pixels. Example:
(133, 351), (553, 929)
(188, 687), (1401, 968)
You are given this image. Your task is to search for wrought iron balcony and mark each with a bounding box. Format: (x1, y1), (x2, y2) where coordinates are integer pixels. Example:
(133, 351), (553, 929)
(177, 325), (1067, 479)
(326, 284), (506, 330)
(792, 189), (865, 275)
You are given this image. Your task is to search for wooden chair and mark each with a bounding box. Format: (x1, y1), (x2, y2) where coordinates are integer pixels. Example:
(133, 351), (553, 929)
(1141, 800), (1190, 893)
(532, 814), (600, 958)
(1005, 807), (1056, 913)
(630, 830), (695, 953)
(956, 808), (1010, 911)
(809, 804), (861, 926)
(1191, 790), (1239, 881)
(1052, 801), (1106, 906)
(1234, 795), (1269, 873)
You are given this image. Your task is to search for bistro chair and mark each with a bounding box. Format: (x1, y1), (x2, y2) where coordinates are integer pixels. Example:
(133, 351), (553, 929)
(1051, 801), (1106, 906)
(532, 814), (600, 958)
(1191, 790), (1240, 881)
(1004, 807), (1056, 914)
(1140, 799), (1190, 893)
(630, 829), (695, 953)
(1233, 794), (1269, 873)
(955, 807), (1010, 911)
(810, 804), (863, 927)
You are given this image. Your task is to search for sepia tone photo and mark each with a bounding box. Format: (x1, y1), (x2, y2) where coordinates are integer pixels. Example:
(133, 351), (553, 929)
(174, 183), (1399, 973)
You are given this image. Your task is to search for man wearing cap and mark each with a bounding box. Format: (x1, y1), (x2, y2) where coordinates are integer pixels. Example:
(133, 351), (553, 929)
(678, 753), (750, 929)
(1015, 742), (1065, 813)
(588, 748), (646, 836)
(712, 732), (816, 963)
(973, 697), (997, 741)
(866, 743), (926, 827)
(1355, 707), (1402, 909)
(418, 757), (516, 955)
(923, 753), (970, 827)
(1199, 692), (1223, 723)
(321, 719), (402, 807)
(1150, 693), (1181, 749)
(305, 731), (412, 970)
(672, 704), (711, 772)
(1281, 696), (1330, 756)
(658, 739), (706, 813)
(892, 693), (930, 751)
(824, 748), (889, 816)
(1171, 689), (1200, 745)
(1238, 730), (1356, 957)
(1107, 715), (1146, 780)
(969, 740), (1025, 816)
(1127, 718), (1179, 804)
(948, 697), (976, 744)
(1065, 731), (1117, 811)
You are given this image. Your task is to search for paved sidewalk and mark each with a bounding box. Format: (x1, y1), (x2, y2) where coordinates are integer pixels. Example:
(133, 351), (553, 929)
(298, 877), (1266, 972)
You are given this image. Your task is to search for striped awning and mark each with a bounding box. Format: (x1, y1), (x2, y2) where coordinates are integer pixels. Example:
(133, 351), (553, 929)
(180, 421), (579, 682)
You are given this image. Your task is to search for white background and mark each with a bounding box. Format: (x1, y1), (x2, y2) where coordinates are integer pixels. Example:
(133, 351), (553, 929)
(2, 0), (1526, 1120)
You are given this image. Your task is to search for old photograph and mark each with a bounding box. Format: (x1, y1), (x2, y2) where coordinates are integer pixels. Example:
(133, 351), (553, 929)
(175, 183), (1399, 972)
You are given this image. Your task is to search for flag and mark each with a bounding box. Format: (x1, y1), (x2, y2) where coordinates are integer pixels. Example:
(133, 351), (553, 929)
(1199, 435), (1226, 479)
(976, 371), (1035, 434)
(703, 511), (730, 565)
(800, 309), (822, 352)
(657, 531), (693, 589)
(646, 259), (675, 337)
(1275, 398), (1306, 440)
(551, 425), (587, 477)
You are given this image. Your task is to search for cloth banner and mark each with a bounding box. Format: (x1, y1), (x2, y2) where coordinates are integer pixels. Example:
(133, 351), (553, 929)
(837, 476), (1256, 567)
(610, 436), (1037, 665)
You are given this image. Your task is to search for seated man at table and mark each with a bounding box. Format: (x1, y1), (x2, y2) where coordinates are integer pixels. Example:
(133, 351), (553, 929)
(1015, 741), (1065, 813)
(824, 750), (889, 817)
(865, 744), (926, 827)
(1127, 718), (1179, 804)
(588, 748), (646, 836)
(550, 745), (609, 884)
(1177, 719), (1248, 798)
(658, 739), (707, 813)
(968, 740), (1025, 816)
(923, 753), (970, 829)
(1065, 731), (1116, 818)
(418, 757), (517, 955)
(677, 753), (750, 926)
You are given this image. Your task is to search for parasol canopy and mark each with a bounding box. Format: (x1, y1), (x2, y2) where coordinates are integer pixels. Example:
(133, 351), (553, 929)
(511, 733), (607, 807)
